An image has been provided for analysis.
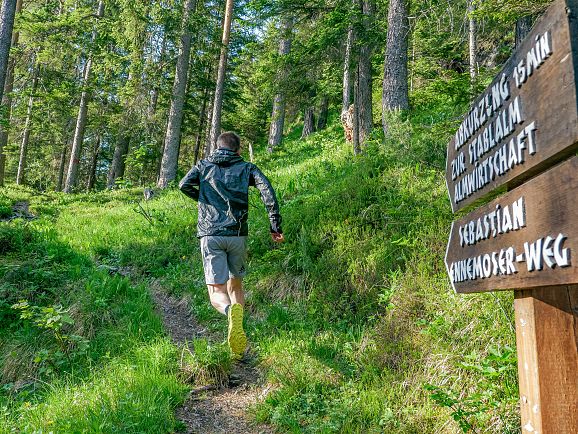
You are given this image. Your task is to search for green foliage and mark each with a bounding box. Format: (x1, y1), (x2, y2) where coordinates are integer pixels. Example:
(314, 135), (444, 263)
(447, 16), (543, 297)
(180, 339), (232, 388)
(425, 346), (518, 433)
(0, 191), (185, 432)
(11, 300), (89, 376)
(0, 194), (10, 219)
(1, 103), (521, 432)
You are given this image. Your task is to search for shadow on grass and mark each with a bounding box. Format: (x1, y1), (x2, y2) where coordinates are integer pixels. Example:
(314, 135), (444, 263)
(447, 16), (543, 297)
(0, 220), (186, 433)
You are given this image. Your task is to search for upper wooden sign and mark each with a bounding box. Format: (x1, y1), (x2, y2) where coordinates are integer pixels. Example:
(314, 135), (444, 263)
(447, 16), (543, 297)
(446, 0), (578, 213)
(445, 157), (578, 294)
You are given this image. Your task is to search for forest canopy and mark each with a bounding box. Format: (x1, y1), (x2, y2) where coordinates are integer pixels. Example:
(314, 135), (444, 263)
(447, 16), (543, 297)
(0, 0), (546, 191)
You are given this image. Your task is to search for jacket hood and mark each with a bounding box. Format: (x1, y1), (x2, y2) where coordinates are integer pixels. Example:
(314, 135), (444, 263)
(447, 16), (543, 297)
(206, 149), (244, 167)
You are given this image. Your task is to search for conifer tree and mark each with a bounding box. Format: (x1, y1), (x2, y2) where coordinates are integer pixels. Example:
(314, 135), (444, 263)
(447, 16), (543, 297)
(157, 0), (197, 188)
(64, 0), (105, 193)
(207, 0), (235, 154)
(381, 0), (409, 135)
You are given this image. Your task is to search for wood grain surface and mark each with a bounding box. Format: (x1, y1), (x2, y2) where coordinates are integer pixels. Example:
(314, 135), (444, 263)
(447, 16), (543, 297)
(446, 157), (578, 294)
(446, 0), (578, 213)
(514, 285), (578, 434)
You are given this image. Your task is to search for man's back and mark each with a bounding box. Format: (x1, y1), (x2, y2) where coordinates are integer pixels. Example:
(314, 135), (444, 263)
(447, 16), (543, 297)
(179, 148), (282, 238)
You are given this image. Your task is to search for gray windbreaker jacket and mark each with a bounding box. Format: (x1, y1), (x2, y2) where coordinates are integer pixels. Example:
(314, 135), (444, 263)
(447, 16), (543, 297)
(179, 149), (282, 238)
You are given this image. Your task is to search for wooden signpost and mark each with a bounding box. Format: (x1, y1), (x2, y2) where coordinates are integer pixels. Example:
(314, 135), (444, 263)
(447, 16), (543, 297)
(444, 1), (578, 432)
(446, 0), (578, 213)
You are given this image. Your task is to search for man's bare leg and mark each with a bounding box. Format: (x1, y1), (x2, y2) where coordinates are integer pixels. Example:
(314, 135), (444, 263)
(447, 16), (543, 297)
(227, 277), (244, 306)
(207, 284), (231, 315)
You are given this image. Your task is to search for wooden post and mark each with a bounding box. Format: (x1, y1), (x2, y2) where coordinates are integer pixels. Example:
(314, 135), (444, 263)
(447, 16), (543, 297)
(514, 285), (578, 433)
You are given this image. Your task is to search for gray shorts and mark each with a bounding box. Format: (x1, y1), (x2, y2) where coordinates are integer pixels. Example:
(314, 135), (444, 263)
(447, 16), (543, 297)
(200, 236), (248, 284)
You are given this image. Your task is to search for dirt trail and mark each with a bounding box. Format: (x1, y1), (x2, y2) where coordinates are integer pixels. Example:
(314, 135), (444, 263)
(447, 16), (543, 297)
(150, 287), (274, 434)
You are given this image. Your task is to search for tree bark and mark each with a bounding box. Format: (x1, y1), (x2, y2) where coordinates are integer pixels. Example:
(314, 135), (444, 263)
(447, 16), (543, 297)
(268, 93), (287, 151)
(107, 135), (130, 188)
(157, 0), (197, 188)
(355, 0), (375, 147)
(203, 90), (215, 158)
(0, 0), (21, 186)
(16, 62), (38, 185)
(86, 134), (100, 191)
(207, 0), (234, 154)
(317, 95), (329, 131)
(468, 0), (477, 80)
(151, 35), (167, 184)
(353, 74), (361, 155)
(342, 25), (354, 117)
(193, 83), (210, 165)
(267, 17), (292, 152)
(0, 0), (17, 103)
(63, 0), (104, 193)
(381, 0), (409, 134)
(56, 143), (67, 191)
(301, 106), (315, 138)
(248, 141), (254, 162)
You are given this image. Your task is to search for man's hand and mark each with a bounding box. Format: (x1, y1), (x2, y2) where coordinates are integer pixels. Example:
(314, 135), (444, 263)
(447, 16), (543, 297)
(271, 232), (285, 243)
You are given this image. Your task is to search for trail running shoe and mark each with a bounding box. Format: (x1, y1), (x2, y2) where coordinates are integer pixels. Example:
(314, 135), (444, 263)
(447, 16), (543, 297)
(228, 303), (247, 358)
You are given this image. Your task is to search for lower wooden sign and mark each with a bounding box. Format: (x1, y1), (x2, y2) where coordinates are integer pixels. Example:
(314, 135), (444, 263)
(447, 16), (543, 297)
(445, 156), (578, 293)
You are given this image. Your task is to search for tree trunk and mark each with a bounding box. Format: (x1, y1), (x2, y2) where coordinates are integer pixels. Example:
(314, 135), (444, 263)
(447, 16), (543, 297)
(207, 0), (234, 154)
(108, 70), (139, 188)
(268, 93), (287, 151)
(193, 83), (210, 165)
(157, 0), (197, 188)
(267, 17), (292, 152)
(468, 0), (477, 80)
(0, 0), (21, 186)
(151, 35), (167, 183)
(56, 143), (67, 191)
(355, 0), (375, 146)
(317, 96), (329, 131)
(248, 141), (254, 162)
(203, 90), (215, 158)
(268, 93), (286, 152)
(516, 16), (534, 48)
(0, 0), (17, 103)
(353, 74), (361, 155)
(107, 135), (129, 188)
(63, 0), (104, 193)
(107, 135), (130, 188)
(86, 134), (100, 191)
(342, 25), (354, 117)
(381, 0), (409, 134)
(301, 106), (315, 139)
(16, 63), (38, 185)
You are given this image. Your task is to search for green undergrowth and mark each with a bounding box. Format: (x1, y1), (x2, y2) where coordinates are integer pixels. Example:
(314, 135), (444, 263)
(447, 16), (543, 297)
(1, 103), (519, 432)
(0, 195), (186, 432)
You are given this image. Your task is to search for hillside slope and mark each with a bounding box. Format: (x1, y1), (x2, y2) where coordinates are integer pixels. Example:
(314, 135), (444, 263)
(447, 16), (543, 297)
(0, 114), (518, 433)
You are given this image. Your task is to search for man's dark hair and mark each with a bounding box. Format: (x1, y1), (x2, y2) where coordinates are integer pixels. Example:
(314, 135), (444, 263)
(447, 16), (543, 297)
(217, 132), (241, 152)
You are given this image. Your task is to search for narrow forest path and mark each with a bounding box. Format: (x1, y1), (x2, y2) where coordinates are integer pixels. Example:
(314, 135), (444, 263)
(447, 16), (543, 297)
(149, 282), (274, 434)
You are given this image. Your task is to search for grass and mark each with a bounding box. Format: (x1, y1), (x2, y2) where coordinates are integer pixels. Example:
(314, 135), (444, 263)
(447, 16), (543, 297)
(0, 101), (520, 432)
(0, 193), (187, 433)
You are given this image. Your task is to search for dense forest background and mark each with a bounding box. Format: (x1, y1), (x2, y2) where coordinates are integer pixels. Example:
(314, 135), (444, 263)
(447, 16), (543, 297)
(0, 0), (560, 432)
(0, 0), (550, 191)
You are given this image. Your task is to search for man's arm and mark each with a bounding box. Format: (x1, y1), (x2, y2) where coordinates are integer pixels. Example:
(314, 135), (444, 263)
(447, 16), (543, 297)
(250, 165), (283, 235)
(179, 165), (201, 200)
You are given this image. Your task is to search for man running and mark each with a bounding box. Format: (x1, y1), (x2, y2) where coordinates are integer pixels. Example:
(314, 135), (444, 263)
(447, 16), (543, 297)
(179, 132), (284, 357)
